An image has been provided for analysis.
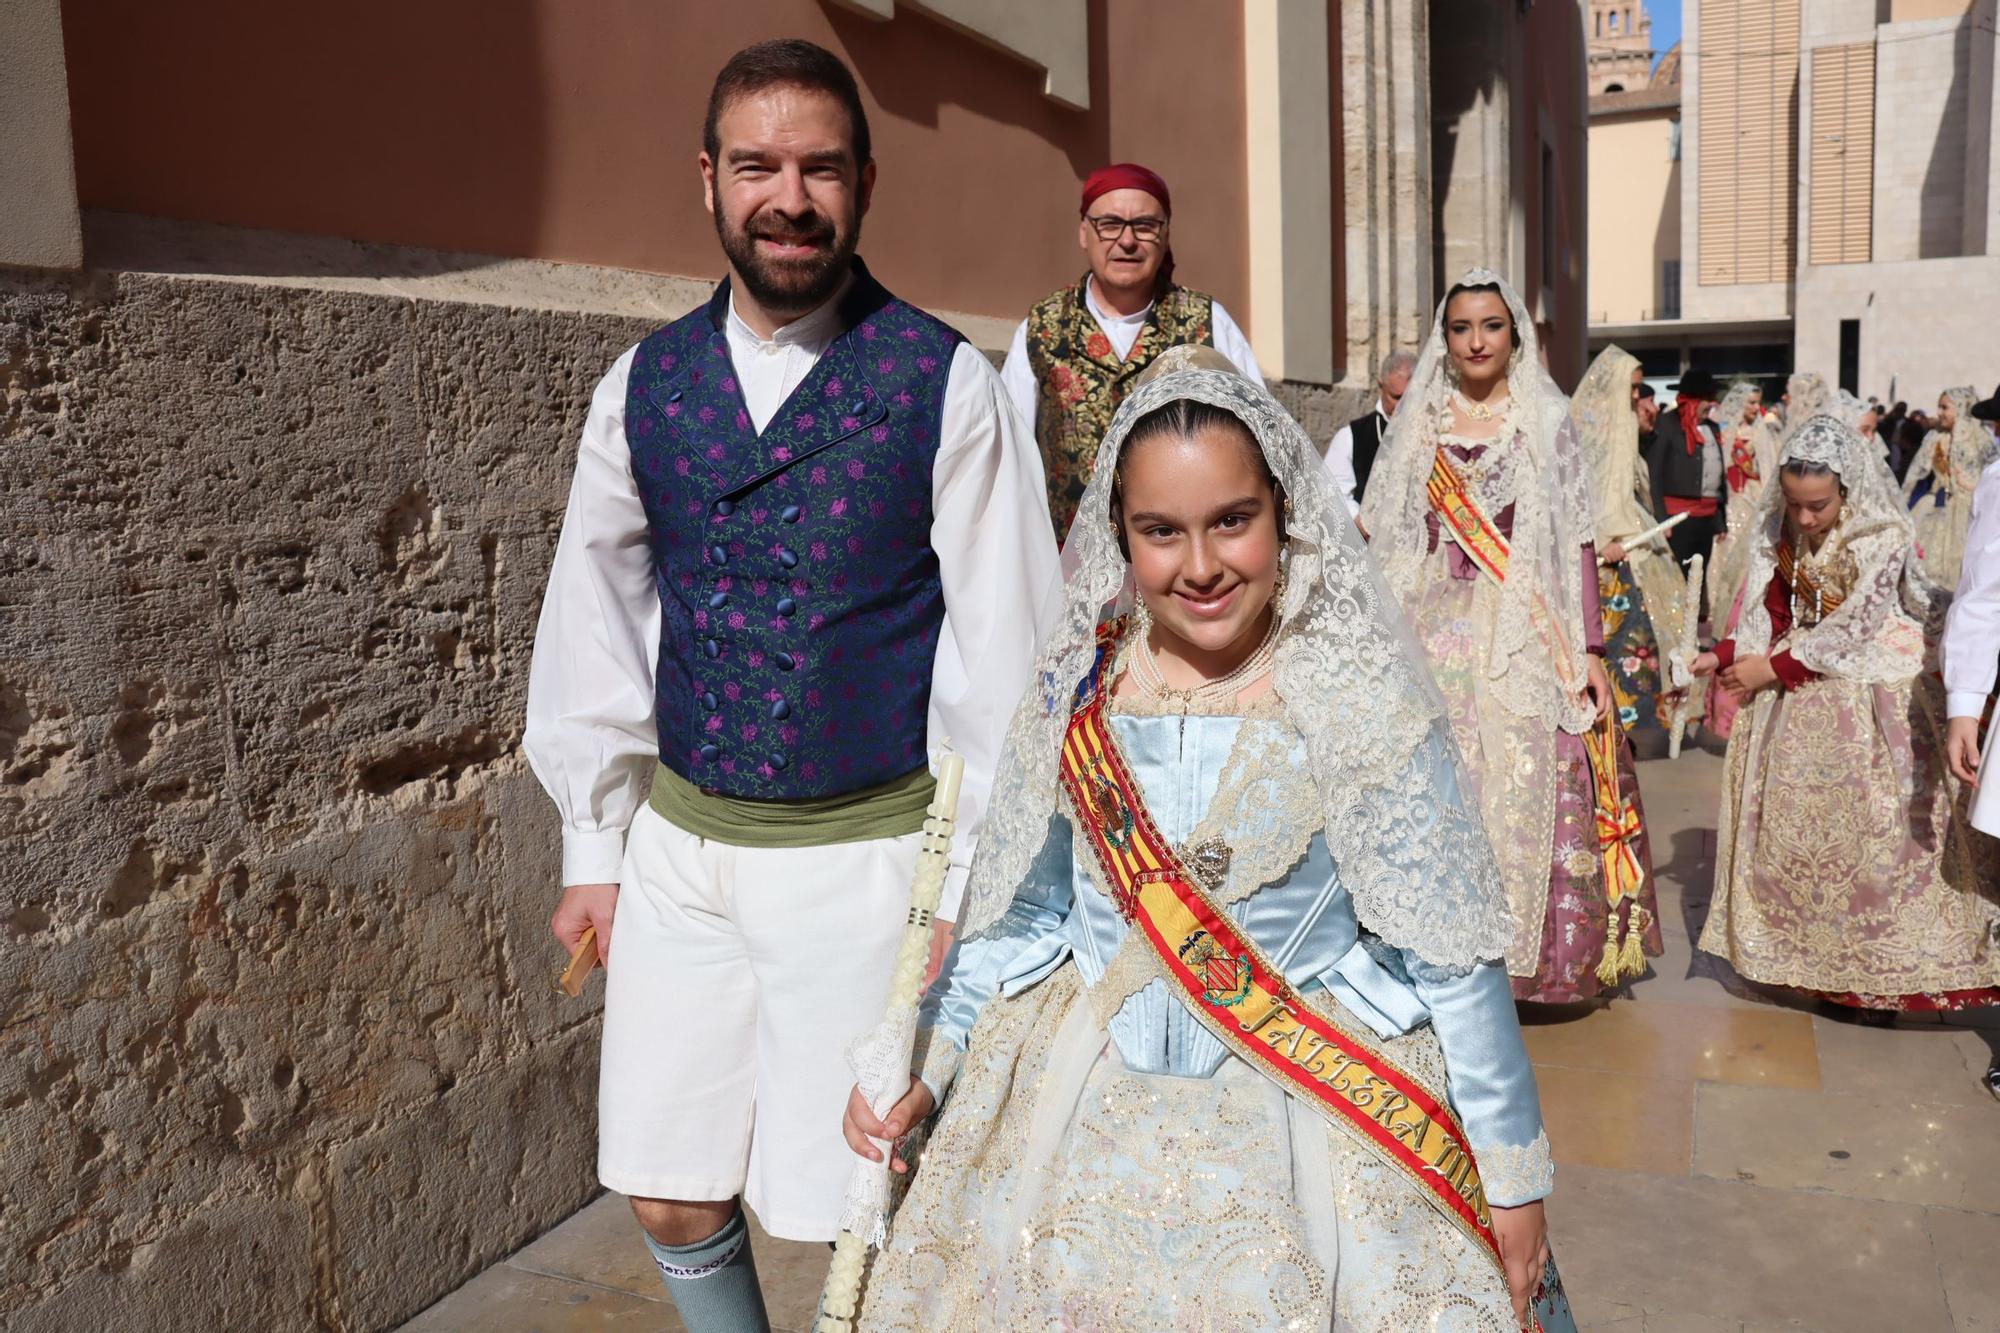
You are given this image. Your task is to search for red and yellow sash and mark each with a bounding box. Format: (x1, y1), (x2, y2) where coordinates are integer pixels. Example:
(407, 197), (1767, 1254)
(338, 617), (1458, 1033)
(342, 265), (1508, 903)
(1427, 447), (1512, 584)
(1585, 712), (1650, 986)
(1058, 625), (1538, 1308)
(1426, 447), (1585, 697)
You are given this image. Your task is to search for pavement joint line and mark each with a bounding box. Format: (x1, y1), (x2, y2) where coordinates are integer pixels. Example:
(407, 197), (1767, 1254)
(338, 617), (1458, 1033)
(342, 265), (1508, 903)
(500, 1257), (667, 1304)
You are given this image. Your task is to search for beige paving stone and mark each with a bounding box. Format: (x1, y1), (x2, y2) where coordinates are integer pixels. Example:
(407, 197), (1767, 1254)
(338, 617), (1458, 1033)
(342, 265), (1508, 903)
(1812, 1013), (2000, 1109)
(1694, 1082), (2000, 1209)
(1546, 1162), (1954, 1331)
(1566, 1301), (1742, 1332)
(398, 1265), (671, 1332)
(1534, 1064), (1695, 1176)
(1929, 1206), (2000, 1333)
(1522, 1000), (1821, 1088)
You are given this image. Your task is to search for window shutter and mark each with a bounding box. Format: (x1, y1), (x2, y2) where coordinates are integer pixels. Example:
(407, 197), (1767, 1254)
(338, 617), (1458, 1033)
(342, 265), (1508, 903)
(1808, 43), (1875, 264)
(1698, 0), (1801, 285)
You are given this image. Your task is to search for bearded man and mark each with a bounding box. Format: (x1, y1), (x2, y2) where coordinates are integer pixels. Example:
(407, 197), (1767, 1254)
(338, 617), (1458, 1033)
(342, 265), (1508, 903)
(1000, 162), (1264, 540)
(523, 39), (1058, 1332)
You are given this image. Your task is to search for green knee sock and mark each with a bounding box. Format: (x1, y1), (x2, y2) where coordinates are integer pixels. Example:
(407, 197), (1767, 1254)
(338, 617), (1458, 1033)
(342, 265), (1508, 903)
(642, 1208), (771, 1333)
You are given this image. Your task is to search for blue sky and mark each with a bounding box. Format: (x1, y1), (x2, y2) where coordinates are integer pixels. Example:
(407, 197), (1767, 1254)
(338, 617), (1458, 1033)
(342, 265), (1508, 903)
(1650, 0), (1683, 69)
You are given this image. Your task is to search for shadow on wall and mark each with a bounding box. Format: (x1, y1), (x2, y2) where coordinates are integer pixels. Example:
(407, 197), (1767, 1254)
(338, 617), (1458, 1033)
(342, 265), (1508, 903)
(62, 0), (549, 277)
(1428, 0), (1507, 297)
(1653, 151), (1681, 315)
(1918, 19), (1974, 260)
(825, 0), (1112, 183)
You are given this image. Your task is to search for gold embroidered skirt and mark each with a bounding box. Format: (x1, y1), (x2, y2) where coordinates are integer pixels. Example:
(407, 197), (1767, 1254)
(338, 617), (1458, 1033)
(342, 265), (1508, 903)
(1702, 670), (2000, 998)
(855, 966), (1522, 1332)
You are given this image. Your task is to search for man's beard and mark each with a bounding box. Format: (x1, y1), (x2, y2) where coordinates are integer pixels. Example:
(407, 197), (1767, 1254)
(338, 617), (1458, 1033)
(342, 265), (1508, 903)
(715, 204), (858, 317)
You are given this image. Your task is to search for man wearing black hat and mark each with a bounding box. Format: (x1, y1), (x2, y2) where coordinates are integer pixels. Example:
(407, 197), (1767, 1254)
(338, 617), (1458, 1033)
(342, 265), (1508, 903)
(1648, 368), (1725, 583)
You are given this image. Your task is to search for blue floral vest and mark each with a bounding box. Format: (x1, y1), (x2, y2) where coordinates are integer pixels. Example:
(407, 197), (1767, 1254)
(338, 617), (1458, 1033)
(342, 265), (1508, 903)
(624, 261), (961, 800)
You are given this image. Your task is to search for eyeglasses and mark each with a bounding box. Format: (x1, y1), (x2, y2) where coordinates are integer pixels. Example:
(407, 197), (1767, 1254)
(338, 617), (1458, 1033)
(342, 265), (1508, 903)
(1085, 214), (1167, 243)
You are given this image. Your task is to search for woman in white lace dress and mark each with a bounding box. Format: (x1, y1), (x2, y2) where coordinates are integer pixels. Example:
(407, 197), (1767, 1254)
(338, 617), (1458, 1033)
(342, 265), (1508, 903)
(841, 355), (1574, 1330)
(1903, 385), (1998, 586)
(1359, 272), (1656, 1003)
(1695, 413), (2000, 1014)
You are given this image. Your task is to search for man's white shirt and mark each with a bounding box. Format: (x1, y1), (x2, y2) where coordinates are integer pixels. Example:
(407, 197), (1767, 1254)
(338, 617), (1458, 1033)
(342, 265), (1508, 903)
(1944, 456), (2000, 719)
(1324, 398), (1391, 518)
(523, 285), (1062, 918)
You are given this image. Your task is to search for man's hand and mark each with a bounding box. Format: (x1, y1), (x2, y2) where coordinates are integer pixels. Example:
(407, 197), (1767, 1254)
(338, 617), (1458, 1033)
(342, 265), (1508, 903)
(1947, 715), (1985, 786)
(1584, 656), (1614, 724)
(1600, 539), (1628, 565)
(842, 1077), (937, 1174)
(552, 882), (618, 966)
(1690, 650), (1720, 678)
(1490, 1200), (1550, 1328)
(1718, 653), (1778, 701)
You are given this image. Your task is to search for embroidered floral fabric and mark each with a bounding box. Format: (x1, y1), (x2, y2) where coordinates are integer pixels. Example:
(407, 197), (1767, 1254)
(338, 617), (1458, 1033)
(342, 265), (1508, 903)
(1022, 278), (1215, 539)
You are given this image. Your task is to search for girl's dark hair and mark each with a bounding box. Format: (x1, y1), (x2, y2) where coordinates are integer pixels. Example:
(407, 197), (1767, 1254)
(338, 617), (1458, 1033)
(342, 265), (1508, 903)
(1779, 458), (1845, 495)
(704, 40), (872, 167)
(1443, 281), (1519, 349)
(1109, 399), (1283, 557)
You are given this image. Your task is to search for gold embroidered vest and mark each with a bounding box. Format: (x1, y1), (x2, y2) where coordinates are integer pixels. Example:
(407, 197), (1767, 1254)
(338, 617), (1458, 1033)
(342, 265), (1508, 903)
(1023, 278), (1216, 538)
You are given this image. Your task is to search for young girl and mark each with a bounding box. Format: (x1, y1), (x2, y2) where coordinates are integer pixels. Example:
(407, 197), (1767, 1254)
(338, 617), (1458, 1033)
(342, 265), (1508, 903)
(1695, 412), (2000, 1015)
(842, 357), (1573, 1330)
(1359, 271), (1658, 1002)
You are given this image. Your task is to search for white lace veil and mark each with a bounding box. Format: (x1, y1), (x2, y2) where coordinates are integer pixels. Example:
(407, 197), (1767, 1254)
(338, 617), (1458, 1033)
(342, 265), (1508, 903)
(1573, 345), (1656, 546)
(1779, 372), (1830, 447)
(1357, 269), (1597, 735)
(957, 367), (1516, 968)
(1733, 413), (1943, 682)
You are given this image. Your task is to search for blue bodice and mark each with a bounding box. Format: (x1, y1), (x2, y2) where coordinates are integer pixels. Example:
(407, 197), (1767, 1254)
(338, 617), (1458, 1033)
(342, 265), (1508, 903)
(922, 712), (1554, 1205)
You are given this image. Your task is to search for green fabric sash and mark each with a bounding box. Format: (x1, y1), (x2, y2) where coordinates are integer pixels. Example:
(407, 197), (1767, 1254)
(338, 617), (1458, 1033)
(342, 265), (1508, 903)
(647, 762), (935, 848)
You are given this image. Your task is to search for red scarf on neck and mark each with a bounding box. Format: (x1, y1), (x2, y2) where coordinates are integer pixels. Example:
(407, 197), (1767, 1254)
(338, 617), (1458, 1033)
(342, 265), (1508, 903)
(1677, 397), (1712, 455)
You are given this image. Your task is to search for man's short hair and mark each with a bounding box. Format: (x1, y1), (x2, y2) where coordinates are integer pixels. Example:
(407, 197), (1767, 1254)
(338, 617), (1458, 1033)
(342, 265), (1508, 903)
(704, 39), (872, 167)
(1378, 349), (1417, 381)
(1635, 383), (1657, 401)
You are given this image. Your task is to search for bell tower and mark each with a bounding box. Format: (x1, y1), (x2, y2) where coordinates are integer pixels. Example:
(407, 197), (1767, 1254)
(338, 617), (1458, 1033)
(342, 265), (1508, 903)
(1582, 0), (1655, 96)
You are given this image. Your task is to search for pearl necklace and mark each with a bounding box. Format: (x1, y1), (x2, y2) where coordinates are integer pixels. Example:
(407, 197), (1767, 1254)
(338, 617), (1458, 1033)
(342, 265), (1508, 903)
(1450, 387), (1511, 422)
(1128, 614), (1280, 714)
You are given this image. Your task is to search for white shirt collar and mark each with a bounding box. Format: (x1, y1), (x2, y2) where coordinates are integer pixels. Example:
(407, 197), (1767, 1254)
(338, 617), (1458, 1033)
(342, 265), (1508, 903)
(1373, 398), (1391, 420)
(1083, 273), (1153, 328)
(725, 271), (854, 351)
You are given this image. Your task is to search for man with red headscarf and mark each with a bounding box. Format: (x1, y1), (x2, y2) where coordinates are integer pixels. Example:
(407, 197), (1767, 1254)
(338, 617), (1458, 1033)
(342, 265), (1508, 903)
(1646, 367), (1726, 589)
(1000, 162), (1264, 539)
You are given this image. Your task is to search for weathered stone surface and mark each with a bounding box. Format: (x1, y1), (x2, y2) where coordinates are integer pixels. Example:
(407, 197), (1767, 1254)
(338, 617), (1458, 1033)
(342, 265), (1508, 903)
(0, 263), (651, 1329)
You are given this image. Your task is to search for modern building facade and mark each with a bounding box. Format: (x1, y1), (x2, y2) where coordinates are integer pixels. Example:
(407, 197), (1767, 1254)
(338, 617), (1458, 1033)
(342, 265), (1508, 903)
(1792, 0), (2000, 405)
(1588, 0), (1997, 402)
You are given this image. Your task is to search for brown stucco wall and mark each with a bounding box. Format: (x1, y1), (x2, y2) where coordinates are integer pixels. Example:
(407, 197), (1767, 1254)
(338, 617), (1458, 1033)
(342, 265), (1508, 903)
(61, 0), (1252, 327)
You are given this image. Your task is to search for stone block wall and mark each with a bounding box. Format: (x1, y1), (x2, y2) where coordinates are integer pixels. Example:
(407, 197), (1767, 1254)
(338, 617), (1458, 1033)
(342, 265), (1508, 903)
(0, 263), (653, 1330)
(0, 252), (1357, 1331)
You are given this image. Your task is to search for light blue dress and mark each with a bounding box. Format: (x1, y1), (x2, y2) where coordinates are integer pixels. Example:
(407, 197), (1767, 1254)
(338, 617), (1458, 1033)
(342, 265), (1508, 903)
(922, 710), (1553, 1208)
(856, 707), (1562, 1331)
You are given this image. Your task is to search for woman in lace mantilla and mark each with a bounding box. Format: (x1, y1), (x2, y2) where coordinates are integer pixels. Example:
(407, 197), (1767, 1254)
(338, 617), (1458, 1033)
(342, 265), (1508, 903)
(1573, 345), (1700, 758)
(1359, 273), (1659, 1003)
(840, 352), (1572, 1331)
(1903, 386), (1998, 587)
(1694, 413), (2000, 1012)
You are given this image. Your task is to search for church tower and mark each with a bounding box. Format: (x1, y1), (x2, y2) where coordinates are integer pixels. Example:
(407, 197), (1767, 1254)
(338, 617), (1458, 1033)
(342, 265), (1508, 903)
(1582, 0), (1655, 95)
